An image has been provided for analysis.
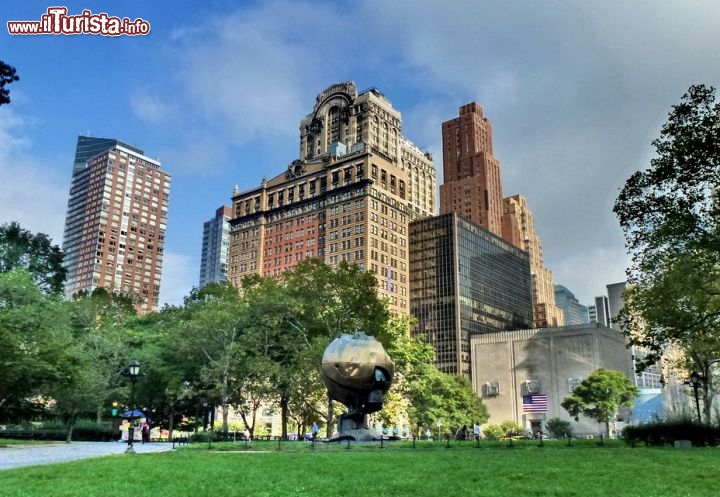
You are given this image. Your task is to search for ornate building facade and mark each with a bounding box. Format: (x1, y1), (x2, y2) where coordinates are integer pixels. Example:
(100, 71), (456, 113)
(227, 82), (436, 315)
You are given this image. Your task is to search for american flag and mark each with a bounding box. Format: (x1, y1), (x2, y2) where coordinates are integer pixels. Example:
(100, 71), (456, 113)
(522, 394), (548, 412)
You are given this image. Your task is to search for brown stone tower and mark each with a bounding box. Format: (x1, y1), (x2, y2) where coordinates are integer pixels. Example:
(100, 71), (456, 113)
(439, 103), (564, 328)
(439, 102), (504, 236)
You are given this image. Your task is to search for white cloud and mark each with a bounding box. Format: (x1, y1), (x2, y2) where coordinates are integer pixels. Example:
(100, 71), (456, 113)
(0, 109), (68, 243)
(548, 247), (630, 306)
(130, 91), (177, 123)
(159, 1), (356, 143)
(158, 251), (196, 308)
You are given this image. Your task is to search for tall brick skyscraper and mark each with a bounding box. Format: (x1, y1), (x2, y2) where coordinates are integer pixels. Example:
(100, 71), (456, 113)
(62, 136), (171, 313)
(503, 195), (564, 328)
(439, 102), (504, 235)
(440, 103), (563, 328)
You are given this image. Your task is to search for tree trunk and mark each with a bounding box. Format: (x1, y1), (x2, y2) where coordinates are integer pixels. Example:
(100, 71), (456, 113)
(222, 402), (229, 434)
(280, 395), (289, 439)
(168, 401), (175, 440)
(65, 411), (77, 444)
(703, 383), (712, 424)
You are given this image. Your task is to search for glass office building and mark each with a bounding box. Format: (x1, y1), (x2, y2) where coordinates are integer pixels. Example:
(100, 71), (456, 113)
(410, 213), (533, 378)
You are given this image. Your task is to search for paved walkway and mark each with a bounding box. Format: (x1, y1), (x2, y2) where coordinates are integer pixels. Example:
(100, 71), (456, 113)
(0, 441), (175, 471)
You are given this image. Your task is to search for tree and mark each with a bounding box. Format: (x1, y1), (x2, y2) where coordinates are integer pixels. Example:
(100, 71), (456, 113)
(561, 369), (639, 436)
(0, 60), (19, 106)
(125, 303), (206, 437)
(378, 316), (435, 429)
(168, 282), (253, 434)
(47, 341), (107, 443)
(621, 249), (720, 422)
(613, 84), (720, 416)
(614, 84), (720, 271)
(407, 367), (488, 437)
(0, 222), (67, 294)
(68, 288), (137, 425)
(0, 269), (75, 420)
(281, 259), (392, 437)
(241, 275), (311, 439)
(283, 259), (391, 342)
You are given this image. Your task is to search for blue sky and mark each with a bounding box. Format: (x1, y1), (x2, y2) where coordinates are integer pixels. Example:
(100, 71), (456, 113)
(2, 0), (719, 307)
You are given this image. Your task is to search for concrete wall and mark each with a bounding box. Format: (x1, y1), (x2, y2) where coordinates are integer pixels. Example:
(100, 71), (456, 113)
(471, 323), (633, 436)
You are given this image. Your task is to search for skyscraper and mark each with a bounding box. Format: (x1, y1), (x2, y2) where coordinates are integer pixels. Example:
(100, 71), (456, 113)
(439, 102), (504, 235)
(606, 281), (627, 330)
(590, 296), (611, 327)
(199, 205), (233, 287)
(440, 103), (563, 328)
(62, 136), (171, 313)
(410, 212), (533, 378)
(503, 195), (564, 328)
(554, 284), (589, 325)
(227, 82), (437, 315)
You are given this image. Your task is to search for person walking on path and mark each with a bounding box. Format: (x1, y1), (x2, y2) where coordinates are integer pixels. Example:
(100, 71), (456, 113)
(119, 422), (129, 443)
(473, 422), (481, 441)
(312, 422), (319, 440)
(141, 420), (151, 443)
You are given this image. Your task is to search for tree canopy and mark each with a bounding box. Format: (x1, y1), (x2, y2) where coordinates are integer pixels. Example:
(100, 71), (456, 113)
(0, 244), (487, 440)
(613, 84), (720, 418)
(561, 368), (638, 436)
(0, 222), (66, 294)
(0, 60), (19, 106)
(407, 366), (488, 435)
(614, 84), (720, 271)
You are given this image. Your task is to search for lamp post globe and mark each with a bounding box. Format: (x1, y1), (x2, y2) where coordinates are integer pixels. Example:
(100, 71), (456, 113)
(126, 360), (141, 453)
(129, 360), (140, 378)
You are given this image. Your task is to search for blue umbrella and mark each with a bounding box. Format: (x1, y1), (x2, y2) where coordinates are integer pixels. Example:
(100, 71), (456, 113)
(122, 409), (145, 418)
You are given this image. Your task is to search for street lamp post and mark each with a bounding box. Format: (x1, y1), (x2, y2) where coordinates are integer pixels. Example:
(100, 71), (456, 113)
(125, 360), (141, 453)
(689, 371), (702, 424)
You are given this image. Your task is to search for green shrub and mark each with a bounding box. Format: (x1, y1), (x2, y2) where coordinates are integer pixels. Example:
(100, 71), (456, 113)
(71, 421), (115, 441)
(189, 431), (221, 443)
(622, 421), (720, 447)
(500, 420), (522, 437)
(39, 419), (66, 431)
(546, 418), (573, 438)
(482, 424), (503, 440)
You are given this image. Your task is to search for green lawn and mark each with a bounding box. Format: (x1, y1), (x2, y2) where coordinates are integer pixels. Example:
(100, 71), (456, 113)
(1, 440), (717, 496)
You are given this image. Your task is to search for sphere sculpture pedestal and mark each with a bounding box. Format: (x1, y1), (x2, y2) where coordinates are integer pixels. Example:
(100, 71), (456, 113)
(321, 332), (394, 441)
